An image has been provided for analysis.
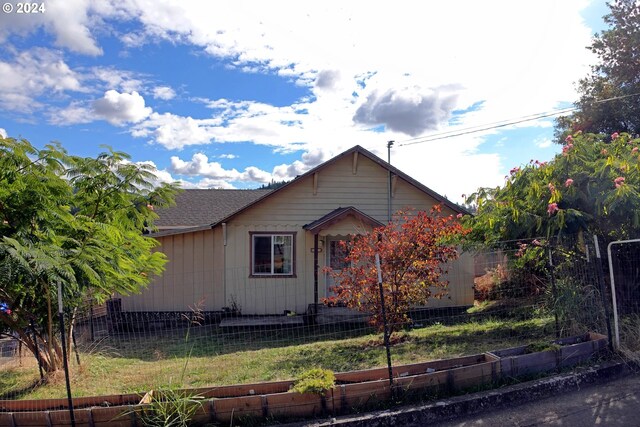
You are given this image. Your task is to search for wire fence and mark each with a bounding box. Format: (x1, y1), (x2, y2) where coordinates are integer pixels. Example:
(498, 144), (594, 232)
(0, 233), (637, 425)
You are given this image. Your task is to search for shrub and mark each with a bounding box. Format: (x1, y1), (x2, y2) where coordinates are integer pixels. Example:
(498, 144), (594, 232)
(292, 368), (335, 395)
(474, 264), (509, 301)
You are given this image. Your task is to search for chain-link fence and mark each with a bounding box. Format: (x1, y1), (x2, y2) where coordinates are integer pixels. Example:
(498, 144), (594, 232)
(1, 233), (635, 425)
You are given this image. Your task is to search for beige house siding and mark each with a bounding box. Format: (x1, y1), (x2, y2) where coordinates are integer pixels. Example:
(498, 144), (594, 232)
(222, 224), (311, 315)
(233, 155), (454, 227)
(220, 154), (471, 314)
(124, 151), (473, 314)
(121, 229), (224, 312)
(413, 251), (475, 309)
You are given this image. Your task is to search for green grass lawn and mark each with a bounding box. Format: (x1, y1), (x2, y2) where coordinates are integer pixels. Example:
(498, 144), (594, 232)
(1, 315), (556, 401)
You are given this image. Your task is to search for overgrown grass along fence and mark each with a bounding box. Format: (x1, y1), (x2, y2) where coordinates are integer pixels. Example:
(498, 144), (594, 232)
(2, 314), (555, 401)
(2, 233), (635, 416)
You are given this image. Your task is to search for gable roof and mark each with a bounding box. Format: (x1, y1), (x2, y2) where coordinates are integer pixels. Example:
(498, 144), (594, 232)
(210, 145), (468, 227)
(153, 189), (272, 229)
(149, 145), (468, 238)
(303, 206), (385, 234)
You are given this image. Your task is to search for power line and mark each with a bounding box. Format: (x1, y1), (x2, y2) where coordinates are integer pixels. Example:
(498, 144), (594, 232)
(397, 91), (640, 147)
(399, 108), (575, 147)
(399, 107), (576, 144)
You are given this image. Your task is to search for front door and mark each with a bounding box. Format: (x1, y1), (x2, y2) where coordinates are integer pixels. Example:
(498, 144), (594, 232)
(326, 237), (349, 297)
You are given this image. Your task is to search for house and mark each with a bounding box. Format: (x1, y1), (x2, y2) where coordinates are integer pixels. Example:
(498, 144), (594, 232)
(121, 146), (474, 316)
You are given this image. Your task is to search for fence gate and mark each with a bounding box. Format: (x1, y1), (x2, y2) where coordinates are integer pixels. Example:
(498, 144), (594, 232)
(606, 239), (640, 355)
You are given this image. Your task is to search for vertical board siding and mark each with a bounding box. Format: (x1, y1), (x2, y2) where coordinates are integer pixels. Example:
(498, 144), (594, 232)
(122, 230), (222, 312)
(222, 155), (471, 314)
(125, 154), (473, 314)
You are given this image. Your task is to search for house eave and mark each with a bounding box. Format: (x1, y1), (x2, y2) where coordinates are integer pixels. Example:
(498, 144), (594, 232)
(146, 224), (213, 238)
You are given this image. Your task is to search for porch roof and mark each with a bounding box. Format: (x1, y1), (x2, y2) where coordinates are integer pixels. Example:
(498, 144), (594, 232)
(303, 206), (384, 234)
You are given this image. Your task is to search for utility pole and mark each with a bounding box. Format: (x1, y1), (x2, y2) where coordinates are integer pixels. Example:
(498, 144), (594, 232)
(387, 140), (394, 223)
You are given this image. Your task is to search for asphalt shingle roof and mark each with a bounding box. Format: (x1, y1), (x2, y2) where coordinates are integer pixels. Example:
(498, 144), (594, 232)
(154, 189), (272, 228)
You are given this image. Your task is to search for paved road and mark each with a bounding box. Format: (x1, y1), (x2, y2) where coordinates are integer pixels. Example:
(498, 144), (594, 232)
(433, 372), (640, 427)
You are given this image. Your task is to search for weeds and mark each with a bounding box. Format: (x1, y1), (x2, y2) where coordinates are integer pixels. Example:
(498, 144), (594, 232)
(549, 279), (605, 337)
(139, 388), (203, 427)
(137, 301), (205, 427)
(4, 316), (557, 400)
(618, 314), (640, 364)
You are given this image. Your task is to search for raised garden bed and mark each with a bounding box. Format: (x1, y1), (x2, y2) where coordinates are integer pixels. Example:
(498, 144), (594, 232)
(0, 333), (608, 427)
(487, 332), (608, 378)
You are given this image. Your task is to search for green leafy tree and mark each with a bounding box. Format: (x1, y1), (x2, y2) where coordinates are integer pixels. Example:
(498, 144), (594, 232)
(464, 131), (640, 243)
(0, 137), (178, 374)
(556, 0), (640, 137)
(325, 207), (467, 332)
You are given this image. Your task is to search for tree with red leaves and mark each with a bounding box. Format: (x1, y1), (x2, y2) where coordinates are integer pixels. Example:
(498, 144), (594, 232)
(324, 206), (467, 332)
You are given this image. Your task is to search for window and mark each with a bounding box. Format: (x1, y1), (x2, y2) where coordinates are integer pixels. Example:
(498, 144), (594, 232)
(251, 233), (295, 276)
(329, 239), (350, 270)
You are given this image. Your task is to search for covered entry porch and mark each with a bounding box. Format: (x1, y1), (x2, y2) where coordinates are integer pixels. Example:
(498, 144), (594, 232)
(303, 206), (384, 312)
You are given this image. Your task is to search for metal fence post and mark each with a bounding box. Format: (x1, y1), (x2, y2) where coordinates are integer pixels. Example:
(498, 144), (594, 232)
(57, 283), (76, 427)
(593, 235), (614, 351)
(548, 244), (560, 339)
(375, 252), (394, 395)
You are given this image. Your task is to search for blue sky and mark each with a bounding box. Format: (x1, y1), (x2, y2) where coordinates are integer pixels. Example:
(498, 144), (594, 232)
(0, 0), (610, 202)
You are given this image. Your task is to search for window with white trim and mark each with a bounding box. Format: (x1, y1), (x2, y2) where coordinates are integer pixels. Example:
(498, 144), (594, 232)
(251, 233), (295, 276)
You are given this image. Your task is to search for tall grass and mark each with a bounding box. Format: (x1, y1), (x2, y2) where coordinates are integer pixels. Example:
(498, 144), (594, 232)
(618, 314), (640, 363)
(1, 316), (556, 401)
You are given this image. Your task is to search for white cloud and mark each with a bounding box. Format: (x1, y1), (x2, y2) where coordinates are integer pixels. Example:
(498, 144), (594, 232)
(0, 0), (103, 56)
(0, 0), (599, 199)
(0, 48), (84, 112)
(272, 160), (308, 181)
(169, 152), (271, 184)
(132, 100), (316, 150)
(132, 113), (221, 149)
(0, 128), (7, 138)
(152, 86), (176, 100)
(218, 154), (237, 159)
(130, 158), (244, 190)
(115, 0), (594, 195)
(46, 0), (103, 56)
(536, 137), (553, 148)
(1, 1), (594, 113)
(271, 148), (331, 180)
(93, 90), (152, 125)
(49, 102), (93, 125)
(0, 48), (151, 117)
(92, 68), (145, 93)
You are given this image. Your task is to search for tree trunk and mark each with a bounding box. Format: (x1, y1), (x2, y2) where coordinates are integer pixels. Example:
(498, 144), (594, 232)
(68, 306), (81, 365)
(42, 280), (62, 373)
(14, 326), (61, 374)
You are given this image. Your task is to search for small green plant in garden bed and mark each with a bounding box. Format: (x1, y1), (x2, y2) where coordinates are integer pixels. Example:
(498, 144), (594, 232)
(525, 342), (562, 354)
(292, 368), (335, 395)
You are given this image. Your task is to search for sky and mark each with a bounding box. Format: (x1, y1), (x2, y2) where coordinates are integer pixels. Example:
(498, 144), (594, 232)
(0, 0), (611, 203)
